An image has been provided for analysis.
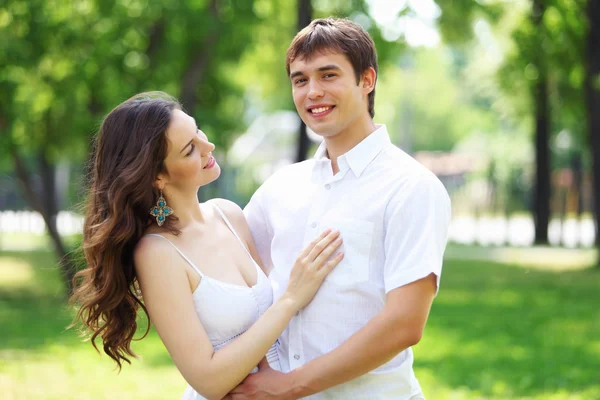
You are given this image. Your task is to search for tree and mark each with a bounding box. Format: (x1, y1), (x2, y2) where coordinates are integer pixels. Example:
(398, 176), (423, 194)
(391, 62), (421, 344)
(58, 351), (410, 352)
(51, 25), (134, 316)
(0, 0), (262, 293)
(295, 0), (313, 162)
(585, 0), (600, 265)
(531, 0), (552, 244)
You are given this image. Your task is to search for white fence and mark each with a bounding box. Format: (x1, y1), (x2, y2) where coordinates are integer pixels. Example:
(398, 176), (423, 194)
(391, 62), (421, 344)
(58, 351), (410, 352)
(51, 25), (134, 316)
(0, 211), (596, 248)
(0, 211), (84, 236)
(449, 215), (596, 248)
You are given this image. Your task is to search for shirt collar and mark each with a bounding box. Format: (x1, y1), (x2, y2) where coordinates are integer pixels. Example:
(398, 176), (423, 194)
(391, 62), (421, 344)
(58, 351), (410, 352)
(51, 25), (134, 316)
(312, 124), (391, 179)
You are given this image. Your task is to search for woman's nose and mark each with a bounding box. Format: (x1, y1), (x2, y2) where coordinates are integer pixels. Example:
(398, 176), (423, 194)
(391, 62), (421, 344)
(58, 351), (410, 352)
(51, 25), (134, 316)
(201, 139), (215, 153)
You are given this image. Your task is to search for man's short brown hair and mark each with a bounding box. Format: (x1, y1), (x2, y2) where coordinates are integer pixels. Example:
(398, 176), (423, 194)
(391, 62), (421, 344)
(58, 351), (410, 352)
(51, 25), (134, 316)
(286, 18), (378, 118)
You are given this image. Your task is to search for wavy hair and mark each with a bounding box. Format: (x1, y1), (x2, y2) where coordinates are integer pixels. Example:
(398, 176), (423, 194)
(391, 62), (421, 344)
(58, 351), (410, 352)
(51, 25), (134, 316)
(70, 92), (181, 369)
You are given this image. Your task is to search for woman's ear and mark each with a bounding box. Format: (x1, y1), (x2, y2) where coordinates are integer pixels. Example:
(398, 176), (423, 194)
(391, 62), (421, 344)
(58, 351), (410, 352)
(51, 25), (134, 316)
(153, 172), (168, 191)
(361, 67), (377, 94)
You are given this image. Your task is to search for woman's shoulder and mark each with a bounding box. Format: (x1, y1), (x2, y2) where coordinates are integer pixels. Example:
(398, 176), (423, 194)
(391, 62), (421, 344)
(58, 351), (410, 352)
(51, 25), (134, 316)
(206, 198), (244, 222)
(206, 198), (251, 240)
(134, 229), (176, 270)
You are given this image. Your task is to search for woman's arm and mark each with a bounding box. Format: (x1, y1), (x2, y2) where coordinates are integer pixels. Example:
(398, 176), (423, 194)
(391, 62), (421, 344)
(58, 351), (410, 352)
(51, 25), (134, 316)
(135, 228), (341, 400)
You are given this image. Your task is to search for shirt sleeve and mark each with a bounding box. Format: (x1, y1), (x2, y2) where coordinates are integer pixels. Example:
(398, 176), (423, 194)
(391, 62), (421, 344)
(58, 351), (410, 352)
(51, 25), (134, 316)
(243, 185), (274, 273)
(383, 173), (451, 294)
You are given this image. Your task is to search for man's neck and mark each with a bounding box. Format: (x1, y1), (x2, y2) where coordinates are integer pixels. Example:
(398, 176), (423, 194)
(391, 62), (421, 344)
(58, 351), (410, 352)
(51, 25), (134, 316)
(325, 117), (377, 174)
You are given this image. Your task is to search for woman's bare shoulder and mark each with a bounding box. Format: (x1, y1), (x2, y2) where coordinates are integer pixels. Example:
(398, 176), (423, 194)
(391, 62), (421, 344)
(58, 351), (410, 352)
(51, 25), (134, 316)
(206, 198), (245, 224)
(134, 230), (175, 271)
(206, 198), (253, 243)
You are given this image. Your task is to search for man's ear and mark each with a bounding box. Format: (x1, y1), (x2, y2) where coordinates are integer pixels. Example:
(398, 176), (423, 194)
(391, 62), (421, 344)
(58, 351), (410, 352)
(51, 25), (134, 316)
(361, 67), (377, 94)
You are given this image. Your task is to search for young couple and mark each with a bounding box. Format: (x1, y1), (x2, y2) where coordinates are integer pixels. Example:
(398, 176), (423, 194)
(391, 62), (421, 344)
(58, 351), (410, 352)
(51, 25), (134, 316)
(72, 18), (451, 399)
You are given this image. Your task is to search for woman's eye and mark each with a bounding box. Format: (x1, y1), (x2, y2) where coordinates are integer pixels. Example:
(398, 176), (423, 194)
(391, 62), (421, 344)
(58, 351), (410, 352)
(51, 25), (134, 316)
(186, 144), (195, 156)
(324, 73), (335, 78)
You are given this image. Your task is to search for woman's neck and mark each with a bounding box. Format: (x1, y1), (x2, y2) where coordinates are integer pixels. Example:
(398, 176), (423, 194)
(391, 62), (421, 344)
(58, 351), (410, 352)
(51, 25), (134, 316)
(161, 188), (204, 229)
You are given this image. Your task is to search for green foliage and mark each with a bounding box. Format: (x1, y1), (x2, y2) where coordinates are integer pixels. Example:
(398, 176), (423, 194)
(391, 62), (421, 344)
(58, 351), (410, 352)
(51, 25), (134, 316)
(498, 0), (588, 146)
(0, 0), (263, 164)
(436, 0), (505, 43)
(376, 46), (504, 152)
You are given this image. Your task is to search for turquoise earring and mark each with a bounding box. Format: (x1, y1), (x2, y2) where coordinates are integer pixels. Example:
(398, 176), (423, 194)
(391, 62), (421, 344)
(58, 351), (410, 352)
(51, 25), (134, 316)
(149, 190), (174, 226)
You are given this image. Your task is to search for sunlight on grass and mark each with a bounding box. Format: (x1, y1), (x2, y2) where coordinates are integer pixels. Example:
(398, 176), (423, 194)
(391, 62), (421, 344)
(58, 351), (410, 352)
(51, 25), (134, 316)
(1, 250), (599, 399)
(0, 257), (33, 288)
(414, 259), (600, 399)
(445, 244), (597, 271)
(0, 301), (187, 399)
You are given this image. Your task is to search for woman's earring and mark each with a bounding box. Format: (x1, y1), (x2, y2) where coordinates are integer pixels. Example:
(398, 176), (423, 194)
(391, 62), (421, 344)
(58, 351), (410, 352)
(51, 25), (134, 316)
(149, 190), (174, 226)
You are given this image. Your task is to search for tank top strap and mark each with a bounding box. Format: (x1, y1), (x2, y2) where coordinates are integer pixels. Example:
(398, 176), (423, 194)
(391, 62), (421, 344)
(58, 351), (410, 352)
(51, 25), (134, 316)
(210, 203), (254, 260)
(144, 234), (204, 277)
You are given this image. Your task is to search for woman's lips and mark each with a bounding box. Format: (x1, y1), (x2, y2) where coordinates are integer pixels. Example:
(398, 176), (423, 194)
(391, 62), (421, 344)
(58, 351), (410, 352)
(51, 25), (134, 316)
(203, 156), (216, 169)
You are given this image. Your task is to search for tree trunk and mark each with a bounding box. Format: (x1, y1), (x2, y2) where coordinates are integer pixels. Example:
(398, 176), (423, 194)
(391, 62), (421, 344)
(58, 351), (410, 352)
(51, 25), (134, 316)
(11, 146), (78, 294)
(571, 153), (583, 247)
(179, 0), (218, 114)
(295, 0), (312, 162)
(585, 0), (600, 266)
(533, 76), (551, 244)
(532, 0), (551, 245)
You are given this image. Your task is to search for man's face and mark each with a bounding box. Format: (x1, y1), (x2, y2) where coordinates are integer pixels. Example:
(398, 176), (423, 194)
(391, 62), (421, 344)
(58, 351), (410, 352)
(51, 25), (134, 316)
(289, 51), (368, 138)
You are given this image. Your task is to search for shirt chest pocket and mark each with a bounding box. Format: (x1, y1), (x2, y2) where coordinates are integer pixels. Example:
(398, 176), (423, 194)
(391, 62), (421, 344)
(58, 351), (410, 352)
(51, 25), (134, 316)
(318, 217), (374, 286)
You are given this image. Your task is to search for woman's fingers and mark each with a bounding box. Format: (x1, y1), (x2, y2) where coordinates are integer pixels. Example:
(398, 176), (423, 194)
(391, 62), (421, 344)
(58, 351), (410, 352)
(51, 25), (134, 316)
(305, 230), (340, 262)
(319, 252), (344, 277)
(299, 228), (332, 259)
(313, 236), (343, 268)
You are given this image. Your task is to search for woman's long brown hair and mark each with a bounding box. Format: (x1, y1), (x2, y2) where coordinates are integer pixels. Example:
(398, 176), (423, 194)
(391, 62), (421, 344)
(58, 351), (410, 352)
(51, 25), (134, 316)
(70, 92), (181, 369)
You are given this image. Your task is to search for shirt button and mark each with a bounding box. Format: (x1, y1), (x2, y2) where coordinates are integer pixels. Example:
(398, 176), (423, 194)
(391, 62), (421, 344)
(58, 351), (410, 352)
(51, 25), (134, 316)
(295, 311), (300, 316)
(294, 354), (300, 360)
(310, 222), (317, 228)
(324, 184), (331, 190)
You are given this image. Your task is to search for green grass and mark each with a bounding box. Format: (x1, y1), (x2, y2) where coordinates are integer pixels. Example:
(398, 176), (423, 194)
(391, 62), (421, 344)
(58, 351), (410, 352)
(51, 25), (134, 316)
(415, 260), (600, 399)
(0, 250), (186, 399)
(1, 250), (599, 399)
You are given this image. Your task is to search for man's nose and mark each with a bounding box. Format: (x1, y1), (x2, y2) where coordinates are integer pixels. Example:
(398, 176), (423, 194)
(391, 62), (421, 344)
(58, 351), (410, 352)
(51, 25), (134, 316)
(307, 80), (325, 99)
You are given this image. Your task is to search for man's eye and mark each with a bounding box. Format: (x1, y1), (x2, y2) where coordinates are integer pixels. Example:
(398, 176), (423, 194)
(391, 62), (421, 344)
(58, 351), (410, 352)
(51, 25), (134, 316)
(295, 78), (307, 85)
(324, 73), (336, 78)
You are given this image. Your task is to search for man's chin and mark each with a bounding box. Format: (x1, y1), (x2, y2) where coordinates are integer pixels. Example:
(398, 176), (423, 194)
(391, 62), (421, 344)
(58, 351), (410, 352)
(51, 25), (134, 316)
(306, 124), (336, 139)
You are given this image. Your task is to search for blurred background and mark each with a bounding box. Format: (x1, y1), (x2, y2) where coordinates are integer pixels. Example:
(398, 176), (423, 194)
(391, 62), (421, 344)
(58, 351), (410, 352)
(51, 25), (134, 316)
(1, 0), (599, 399)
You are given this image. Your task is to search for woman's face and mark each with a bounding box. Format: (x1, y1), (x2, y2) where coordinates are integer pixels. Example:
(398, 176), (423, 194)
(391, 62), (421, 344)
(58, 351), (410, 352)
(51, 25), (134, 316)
(159, 109), (220, 192)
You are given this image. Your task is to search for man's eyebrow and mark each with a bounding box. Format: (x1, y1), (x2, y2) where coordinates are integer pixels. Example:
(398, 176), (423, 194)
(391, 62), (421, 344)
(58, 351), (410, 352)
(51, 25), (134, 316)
(290, 70), (304, 80)
(290, 65), (341, 80)
(317, 64), (341, 72)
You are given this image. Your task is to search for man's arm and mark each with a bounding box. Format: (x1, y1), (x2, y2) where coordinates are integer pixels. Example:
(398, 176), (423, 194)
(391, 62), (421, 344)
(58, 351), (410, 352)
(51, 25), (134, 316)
(288, 273), (437, 396)
(286, 174), (451, 395)
(227, 274), (436, 399)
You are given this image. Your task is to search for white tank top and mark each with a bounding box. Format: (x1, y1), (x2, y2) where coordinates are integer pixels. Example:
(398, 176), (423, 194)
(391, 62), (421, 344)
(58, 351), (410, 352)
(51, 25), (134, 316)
(145, 204), (280, 400)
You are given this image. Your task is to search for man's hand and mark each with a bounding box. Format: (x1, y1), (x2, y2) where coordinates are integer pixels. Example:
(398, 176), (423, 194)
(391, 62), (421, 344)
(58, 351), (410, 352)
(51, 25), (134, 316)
(224, 358), (298, 400)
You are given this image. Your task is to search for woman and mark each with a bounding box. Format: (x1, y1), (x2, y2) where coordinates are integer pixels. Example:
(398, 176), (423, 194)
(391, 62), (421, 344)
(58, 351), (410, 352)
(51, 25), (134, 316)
(70, 92), (343, 400)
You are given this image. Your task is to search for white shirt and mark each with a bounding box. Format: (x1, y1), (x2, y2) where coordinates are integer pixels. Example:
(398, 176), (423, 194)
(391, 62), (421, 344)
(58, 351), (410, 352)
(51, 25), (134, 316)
(244, 125), (451, 399)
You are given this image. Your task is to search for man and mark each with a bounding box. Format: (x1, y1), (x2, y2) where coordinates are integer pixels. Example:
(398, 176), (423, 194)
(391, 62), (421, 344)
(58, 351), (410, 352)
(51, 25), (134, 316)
(232, 18), (451, 399)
